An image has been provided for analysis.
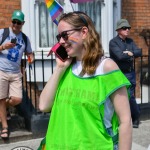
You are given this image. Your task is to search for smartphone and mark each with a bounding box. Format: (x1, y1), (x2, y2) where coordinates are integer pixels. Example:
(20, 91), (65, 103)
(47, 43), (68, 62)
(11, 38), (17, 44)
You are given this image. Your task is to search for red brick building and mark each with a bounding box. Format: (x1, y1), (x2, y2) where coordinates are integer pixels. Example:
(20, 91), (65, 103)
(122, 0), (150, 54)
(0, 0), (149, 53)
(0, 0), (21, 28)
(0, 0), (150, 50)
(0, 0), (150, 102)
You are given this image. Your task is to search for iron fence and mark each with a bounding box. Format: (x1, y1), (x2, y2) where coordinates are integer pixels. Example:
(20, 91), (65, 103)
(21, 52), (150, 114)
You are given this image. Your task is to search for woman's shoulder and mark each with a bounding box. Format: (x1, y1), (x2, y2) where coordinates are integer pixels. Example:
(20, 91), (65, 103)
(96, 56), (119, 75)
(102, 57), (119, 73)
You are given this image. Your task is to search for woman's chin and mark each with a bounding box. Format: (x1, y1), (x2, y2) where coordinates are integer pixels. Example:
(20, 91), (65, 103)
(67, 52), (73, 57)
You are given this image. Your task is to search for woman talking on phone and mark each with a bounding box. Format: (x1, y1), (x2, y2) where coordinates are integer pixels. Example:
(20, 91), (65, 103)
(39, 12), (132, 150)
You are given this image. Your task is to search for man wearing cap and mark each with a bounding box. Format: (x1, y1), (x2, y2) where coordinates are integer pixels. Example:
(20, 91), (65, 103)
(109, 19), (142, 128)
(0, 10), (34, 139)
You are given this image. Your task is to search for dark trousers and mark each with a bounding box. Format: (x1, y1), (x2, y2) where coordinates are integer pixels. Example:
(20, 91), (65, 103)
(124, 71), (140, 121)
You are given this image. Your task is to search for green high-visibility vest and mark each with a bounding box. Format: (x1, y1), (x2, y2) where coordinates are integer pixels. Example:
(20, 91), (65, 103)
(45, 67), (130, 150)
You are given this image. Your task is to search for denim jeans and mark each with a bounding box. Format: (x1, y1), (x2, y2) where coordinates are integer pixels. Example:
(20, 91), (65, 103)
(107, 127), (118, 150)
(114, 144), (118, 150)
(124, 71), (140, 121)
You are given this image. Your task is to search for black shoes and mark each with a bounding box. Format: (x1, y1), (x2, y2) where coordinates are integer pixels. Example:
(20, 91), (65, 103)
(132, 119), (140, 128)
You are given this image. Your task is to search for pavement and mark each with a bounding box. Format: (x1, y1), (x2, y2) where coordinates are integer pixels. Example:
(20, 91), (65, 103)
(0, 120), (150, 150)
(132, 120), (150, 150)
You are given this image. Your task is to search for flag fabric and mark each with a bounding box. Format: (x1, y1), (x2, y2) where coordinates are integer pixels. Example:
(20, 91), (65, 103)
(45, 0), (63, 25)
(27, 56), (33, 74)
(70, 0), (94, 3)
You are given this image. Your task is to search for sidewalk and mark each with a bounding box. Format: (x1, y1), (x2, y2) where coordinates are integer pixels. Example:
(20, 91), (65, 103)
(132, 120), (150, 150)
(0, 139), (148, 150)
(0, 138), (42, 150)
(0, 120), (150, 150)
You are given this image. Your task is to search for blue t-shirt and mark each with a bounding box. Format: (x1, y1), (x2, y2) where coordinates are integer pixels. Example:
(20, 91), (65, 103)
(0, 27), (32, 73)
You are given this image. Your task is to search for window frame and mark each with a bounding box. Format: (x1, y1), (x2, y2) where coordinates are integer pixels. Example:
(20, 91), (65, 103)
(21, 0), (121, 55)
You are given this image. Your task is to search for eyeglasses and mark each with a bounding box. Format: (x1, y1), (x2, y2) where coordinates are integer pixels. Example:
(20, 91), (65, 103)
(12, 20), (22, 25)
(56, 28), (82, 42)
(121, 27), (131, 30)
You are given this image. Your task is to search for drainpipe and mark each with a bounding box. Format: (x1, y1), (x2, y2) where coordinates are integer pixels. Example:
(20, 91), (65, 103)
(140, 29), (150, 103)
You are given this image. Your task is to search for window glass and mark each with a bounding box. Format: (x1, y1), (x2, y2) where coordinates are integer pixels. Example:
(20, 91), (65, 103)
(36, 0), (101, 48)
(38, 0), (64, 48)
(78, 0), (101, 34)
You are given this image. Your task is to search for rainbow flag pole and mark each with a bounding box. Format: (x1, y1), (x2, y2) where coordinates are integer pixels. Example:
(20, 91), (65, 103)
(45, 0), (63, 25)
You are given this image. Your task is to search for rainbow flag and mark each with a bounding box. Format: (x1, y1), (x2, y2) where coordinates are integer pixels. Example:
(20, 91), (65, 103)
(70, 0), (94, 3)
(45, 0), (63, 25)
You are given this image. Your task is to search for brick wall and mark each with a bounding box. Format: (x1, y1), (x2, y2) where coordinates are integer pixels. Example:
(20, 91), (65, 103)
(0, 0), (21, 29)
(122, 0), (150, 54)
(0, 0), (149, 52)
(122, 0), (150, 98)
(0, 0), (149, 100)
(0, 0), (149, 51)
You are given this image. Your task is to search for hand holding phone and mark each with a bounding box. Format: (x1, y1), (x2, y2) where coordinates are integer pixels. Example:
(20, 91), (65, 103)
(11, 38), (17, 44)
(47, 43), (68, 62)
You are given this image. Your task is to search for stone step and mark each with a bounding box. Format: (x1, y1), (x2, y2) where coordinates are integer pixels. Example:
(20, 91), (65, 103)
(0, 113), (48, 145)
(139, 103), (150, 121)
(0, 115), (33, 144)
(0, 130), (33, 144)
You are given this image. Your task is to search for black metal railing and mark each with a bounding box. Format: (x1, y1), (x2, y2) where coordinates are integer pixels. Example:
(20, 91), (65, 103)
(21, 52), (150, 114)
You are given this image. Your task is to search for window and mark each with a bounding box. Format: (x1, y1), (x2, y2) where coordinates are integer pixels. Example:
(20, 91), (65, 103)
(35, 0), (64, 49)
(21, 0), (121, 84)
(22, 0), (121, 53)
(78, 0), (101, 35)
(35, 0), (101, 50)
(113, 0), (121, 37)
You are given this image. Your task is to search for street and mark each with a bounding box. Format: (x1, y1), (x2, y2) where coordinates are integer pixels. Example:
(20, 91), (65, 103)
(0, 120), (150, 150)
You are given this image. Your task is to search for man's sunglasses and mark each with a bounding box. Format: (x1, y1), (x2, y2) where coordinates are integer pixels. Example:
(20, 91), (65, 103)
(12, 20), (22, 25)
(121, 27), (131, 30)
(56, 28), (81, 42)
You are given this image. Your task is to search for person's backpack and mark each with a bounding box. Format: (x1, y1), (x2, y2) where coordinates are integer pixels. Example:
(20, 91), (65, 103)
(0, 28), (27, 52)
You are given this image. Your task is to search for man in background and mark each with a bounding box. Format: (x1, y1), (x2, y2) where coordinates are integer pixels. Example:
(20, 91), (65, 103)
(109, 19), (142, 128)
(0, 10), (34, 139)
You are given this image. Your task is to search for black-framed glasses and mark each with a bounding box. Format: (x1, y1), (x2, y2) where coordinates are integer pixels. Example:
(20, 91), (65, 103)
(12, 20), (22, 25)
(56, 28), (82, 42)
(121, 26), (131, 30)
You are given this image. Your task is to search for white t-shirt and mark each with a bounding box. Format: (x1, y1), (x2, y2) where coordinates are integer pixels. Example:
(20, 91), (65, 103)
(0, 27), (32, 73)
(72, 57), (114, 129)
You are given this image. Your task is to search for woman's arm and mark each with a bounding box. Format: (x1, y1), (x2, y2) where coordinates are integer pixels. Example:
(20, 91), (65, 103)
(39, 57), (72, 112)
(111, 87), (132, 150)
(104, 58), (132, 150)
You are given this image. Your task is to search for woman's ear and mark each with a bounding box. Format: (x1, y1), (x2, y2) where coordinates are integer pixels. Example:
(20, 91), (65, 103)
(81, 26), (88, 39)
